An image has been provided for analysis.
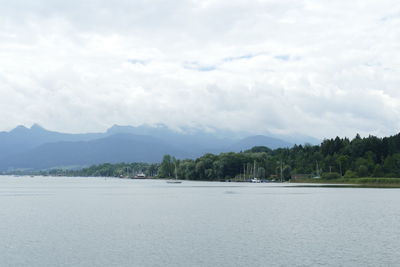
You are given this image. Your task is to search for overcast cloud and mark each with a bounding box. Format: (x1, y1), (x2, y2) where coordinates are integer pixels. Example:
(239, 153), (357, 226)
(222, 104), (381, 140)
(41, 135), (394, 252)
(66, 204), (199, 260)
(0, 0), (399, 139)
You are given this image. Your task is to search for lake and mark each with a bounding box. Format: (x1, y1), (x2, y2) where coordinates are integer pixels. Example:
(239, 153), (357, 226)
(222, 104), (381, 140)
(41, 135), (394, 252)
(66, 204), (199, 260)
(1, 176), (399, 266)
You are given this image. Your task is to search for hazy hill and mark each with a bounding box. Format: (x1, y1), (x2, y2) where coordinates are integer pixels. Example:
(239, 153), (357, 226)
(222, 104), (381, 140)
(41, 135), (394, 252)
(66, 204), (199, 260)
(228, 135), (292, 151)
(0, 133), (187, 170)
(0, 124), (317, 171)
(106, 124), (234, 156)
(0, 124), (102, 159)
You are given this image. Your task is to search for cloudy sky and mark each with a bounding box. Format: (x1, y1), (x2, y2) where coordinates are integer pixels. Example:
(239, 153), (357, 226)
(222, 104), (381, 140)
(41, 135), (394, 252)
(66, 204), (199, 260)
(0, 0), (399, 139)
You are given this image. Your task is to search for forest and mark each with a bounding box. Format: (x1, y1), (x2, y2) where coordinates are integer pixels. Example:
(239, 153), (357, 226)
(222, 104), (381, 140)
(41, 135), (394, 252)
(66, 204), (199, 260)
(53, 132), (400, 181)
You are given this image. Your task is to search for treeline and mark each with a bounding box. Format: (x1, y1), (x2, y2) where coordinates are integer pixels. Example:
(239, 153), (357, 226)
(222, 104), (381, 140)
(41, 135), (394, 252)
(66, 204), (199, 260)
(43, 162), (159, 177)
(34, 132), (400, 181)
(158, 133), (400, 180)
(75, 162), (159, 177)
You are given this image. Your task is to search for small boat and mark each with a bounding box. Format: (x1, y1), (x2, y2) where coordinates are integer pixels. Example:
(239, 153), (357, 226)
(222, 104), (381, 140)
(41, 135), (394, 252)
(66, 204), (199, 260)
(134, 172), (146, 179)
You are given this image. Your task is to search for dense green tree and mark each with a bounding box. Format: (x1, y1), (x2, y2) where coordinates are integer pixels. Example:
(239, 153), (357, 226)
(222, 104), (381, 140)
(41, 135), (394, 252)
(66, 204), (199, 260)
(372, 164), (384, 177)
(159, 154), (174, 178)
(44, 132), (400, 181)
(282, 165), (291, 180)
(344, 170), (358, 178)
(357, 165), (369, 177)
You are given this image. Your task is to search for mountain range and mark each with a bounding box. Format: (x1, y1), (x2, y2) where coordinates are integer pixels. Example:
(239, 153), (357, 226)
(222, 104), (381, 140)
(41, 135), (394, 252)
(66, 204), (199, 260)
(0, 124), (319, 171)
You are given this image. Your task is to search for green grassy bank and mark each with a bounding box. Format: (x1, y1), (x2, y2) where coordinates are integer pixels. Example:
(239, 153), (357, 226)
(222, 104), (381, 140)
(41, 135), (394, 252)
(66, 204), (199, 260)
(291, 177), (400, 188)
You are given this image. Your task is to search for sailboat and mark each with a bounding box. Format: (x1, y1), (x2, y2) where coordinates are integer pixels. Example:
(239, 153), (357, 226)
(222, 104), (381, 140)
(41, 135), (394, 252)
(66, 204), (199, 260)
(166, 162), (182, 184)
(251, 160), (261, 183)
(313, 161), (321, 179)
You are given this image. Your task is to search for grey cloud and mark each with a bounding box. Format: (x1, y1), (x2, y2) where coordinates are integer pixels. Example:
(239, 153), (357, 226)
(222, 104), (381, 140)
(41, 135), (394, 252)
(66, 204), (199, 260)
(127, 59), (148, 65)
(184, 62), (217, 72)
(0, 0), (399, 139)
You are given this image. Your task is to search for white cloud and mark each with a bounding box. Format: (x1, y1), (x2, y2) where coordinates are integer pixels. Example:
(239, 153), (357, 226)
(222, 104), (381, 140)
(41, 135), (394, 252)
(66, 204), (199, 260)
(0, 0), (399, 139)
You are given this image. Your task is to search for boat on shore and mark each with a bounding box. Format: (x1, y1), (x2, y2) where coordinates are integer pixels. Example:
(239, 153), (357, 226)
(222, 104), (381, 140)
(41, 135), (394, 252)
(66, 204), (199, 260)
(134, 172), (146, 179)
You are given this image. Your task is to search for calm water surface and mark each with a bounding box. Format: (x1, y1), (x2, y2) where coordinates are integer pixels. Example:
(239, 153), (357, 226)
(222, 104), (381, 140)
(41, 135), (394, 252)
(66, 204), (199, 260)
(1, 176), (399, 266)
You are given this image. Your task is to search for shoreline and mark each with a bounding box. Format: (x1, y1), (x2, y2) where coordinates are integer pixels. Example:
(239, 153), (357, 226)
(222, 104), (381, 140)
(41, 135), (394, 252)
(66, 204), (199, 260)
(291, 178), (400, 188)
(3, 174), (400, 188)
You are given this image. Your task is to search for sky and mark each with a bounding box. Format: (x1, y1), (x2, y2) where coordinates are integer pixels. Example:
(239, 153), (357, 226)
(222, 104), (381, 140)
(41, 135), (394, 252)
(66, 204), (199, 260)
(0, 0), (399, 139)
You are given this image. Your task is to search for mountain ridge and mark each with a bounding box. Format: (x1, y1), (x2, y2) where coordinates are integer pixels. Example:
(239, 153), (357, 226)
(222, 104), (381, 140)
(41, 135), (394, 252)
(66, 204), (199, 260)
(0, 124), (319, 171)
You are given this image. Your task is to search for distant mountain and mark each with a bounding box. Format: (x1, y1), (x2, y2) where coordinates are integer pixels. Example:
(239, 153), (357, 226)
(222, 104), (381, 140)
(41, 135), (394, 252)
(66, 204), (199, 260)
(105, 125), (299, 154)
(0, 133), (187, 170)
(0, 123), (317, 171)
(228, 135), (293, 152)
(267, 133), (320, 146)
(106, 124), (234, 157)
(0, 124), (102, 159)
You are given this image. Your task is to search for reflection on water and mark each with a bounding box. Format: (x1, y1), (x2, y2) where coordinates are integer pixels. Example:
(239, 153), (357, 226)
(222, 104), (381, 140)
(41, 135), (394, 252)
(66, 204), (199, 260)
(0, 176), (399, 267)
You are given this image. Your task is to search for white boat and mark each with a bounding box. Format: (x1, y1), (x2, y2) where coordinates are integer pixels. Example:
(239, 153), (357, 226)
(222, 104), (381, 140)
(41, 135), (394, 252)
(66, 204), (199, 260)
(134, 172), (146, 179)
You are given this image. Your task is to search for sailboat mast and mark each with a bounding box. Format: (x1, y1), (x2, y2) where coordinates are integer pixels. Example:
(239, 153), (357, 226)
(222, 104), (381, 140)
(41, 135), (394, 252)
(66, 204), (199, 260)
(254, 160), (256, 178)
(174, 162), (178, 180)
